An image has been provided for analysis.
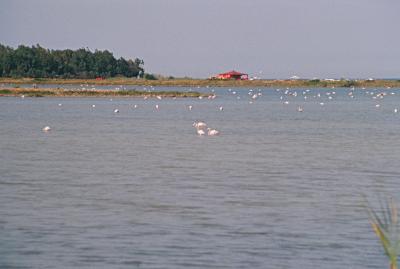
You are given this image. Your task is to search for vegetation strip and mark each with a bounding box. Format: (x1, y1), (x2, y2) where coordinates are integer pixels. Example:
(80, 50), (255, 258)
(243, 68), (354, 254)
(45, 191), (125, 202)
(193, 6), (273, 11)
(1, 78), (400, 88)
(0, 88), (204, 98)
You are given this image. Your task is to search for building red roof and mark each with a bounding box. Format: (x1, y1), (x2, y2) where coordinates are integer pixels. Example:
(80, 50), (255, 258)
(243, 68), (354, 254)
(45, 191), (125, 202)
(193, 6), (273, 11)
(212, 70), (249, 80)
(219, 70), (247, 76)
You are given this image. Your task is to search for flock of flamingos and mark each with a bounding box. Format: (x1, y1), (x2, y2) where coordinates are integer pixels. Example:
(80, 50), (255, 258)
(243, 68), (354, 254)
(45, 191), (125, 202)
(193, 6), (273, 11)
(39, 84), (398, 136)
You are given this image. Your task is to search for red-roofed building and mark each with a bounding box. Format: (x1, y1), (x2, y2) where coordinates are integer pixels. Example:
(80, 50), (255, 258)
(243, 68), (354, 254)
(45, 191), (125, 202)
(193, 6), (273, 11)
(212, 70), (249, 80)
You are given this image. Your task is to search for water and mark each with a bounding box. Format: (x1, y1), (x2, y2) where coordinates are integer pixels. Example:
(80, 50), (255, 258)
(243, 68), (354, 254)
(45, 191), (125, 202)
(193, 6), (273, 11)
(1, 86), (400, 268)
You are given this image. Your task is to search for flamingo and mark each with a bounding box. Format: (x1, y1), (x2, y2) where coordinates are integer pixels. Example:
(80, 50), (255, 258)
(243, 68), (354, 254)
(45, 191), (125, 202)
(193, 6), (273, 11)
(42, 126), (51, 132)
(193, 121), (207, 129)
(207, 128), (220, 136)
(197, 129), (205, 136)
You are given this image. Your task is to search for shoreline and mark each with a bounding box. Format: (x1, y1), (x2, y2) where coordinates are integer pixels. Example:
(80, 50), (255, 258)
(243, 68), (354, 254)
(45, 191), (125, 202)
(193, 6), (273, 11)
(1, 77), (400, 88)
(0, 87), (205, 98)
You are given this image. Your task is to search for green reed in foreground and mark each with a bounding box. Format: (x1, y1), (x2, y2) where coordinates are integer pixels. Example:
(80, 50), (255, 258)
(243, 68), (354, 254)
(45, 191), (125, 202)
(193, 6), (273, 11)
(364, 196), (400, 269)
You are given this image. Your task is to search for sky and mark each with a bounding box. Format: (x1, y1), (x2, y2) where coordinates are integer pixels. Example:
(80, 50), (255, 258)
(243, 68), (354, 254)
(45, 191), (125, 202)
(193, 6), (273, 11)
(1, 0), (399, 79)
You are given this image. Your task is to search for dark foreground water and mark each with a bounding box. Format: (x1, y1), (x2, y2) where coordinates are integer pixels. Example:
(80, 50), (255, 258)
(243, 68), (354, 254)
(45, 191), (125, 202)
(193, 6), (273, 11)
(1, 86), (400, 268)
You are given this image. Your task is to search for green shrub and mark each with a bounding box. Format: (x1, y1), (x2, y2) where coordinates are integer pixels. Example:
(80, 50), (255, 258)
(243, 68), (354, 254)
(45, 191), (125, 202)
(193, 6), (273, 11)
(144, 73), (157, 80)
(0, 89), (12, 94)
(342, 80), (359, 87)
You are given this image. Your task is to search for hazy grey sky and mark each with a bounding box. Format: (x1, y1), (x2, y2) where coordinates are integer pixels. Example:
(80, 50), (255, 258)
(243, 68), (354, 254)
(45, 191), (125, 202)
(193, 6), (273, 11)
(1, 0), (399, 78)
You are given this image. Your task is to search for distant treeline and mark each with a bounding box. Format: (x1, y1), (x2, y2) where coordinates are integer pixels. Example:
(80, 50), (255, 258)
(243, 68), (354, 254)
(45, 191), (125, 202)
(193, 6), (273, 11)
(0, 44), (144, 78)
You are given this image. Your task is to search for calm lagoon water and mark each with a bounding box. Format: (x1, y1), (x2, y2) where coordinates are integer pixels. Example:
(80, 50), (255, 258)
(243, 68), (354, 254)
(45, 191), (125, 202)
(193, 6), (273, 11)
(1, 86), (400, 268)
